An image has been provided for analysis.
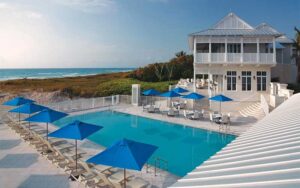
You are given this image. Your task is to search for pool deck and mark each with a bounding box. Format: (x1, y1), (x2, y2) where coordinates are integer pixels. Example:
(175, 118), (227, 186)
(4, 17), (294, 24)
(0, 116), (83, 188)
(113, 105), (255, 136)
(0, 106), (178, 188)
(0, 103), (256, 188)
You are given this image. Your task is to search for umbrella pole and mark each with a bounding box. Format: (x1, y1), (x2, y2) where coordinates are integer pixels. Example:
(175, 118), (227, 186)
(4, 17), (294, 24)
(124, 168), (126, 188)
(193, 99), (195, 111)
(219, 102), (221, 114)
(75, 140), (77, 173)
(46, 122), (48, 140)
(19, 112), (20, 125)
(28, 114), (30, 130)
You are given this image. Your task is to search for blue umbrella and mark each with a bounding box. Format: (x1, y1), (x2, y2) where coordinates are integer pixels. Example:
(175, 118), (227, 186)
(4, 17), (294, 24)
(3, 96), (35, 123)
(2, 96), (35, 106)
(209, 95), (233, 113)
(142, 89), (160, 105)
(48, 120), (103, 172)
(9, 103), (47, 114)
(160, 91), (181, 108)
(160, 91), (181, 98)
(142, 89), (160, 96)
(172, 87), (189, 93)
(182, 92), (205, 110)
(9, 103), (48, 130)
(87, 138), (158, 188)
(24, 108), (68, 140)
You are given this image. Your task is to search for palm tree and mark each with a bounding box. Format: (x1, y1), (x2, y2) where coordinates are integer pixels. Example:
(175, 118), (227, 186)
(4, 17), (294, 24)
(293, 27), (300, 82)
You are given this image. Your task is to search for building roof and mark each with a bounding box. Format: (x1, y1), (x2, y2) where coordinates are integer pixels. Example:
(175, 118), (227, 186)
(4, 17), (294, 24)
(170, 93), (300, 188)
(276, 35), (294, 44)
(190, 13), (282, 37)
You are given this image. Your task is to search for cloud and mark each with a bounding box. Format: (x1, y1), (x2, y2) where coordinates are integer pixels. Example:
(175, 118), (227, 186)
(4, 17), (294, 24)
(0, 2), (43, 20)
(52, 0), (117, 14)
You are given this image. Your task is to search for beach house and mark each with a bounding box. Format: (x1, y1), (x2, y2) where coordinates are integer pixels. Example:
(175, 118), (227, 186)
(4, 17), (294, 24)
(189, 13), (296, 101)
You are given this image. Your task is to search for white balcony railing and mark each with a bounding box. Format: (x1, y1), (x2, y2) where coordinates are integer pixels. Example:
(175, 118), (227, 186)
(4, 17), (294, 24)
(227, 53), (241, 62)
(260, 53), (274, 63)
(196, 53), (209, 63)
(196, 53), (275, 64)
(243, 53), (257, 62)
(211, 53), (225, 62)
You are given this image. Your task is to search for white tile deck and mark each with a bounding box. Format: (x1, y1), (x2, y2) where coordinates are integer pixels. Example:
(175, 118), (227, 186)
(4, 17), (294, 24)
(114, 105), (255, 136)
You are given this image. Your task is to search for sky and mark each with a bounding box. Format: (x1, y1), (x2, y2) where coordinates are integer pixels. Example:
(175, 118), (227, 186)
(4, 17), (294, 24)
(0, 0), (299, 68)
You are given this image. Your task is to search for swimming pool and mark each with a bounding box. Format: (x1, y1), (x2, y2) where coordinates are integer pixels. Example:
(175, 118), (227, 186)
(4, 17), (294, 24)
(54, 110), (236, 177)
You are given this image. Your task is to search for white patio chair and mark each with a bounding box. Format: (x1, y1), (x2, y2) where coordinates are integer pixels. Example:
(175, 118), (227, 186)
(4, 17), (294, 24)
(147, 105), (155, 113)
(190, 111), (201, 120)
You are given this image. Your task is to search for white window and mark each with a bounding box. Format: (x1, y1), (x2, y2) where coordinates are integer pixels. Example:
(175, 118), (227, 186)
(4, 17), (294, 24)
(196, 43), (209, 53)
(227, 71), (236, 91)
(257, 71), (267, 91)
(227, 43), (241, 53)
(242, 71), (251, 91)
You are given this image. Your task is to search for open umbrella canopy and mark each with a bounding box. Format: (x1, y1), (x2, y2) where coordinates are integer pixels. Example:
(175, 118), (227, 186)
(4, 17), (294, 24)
(3, 97), (35, 106)
(24, 108), (68, 123)
(209, 95), (233, 102)
(9, 103), (47, 114)
(172, 87), (189, 93)
(160, 91), (181, 98)
(182, 93), (205, 100)
(142, 89), (160, 96)
(48, 120), (102, 140)
(87, 138), (158, 171)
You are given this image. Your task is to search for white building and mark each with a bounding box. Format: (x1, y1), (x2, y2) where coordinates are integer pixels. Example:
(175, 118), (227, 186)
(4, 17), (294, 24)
(189, 13), (295, 101)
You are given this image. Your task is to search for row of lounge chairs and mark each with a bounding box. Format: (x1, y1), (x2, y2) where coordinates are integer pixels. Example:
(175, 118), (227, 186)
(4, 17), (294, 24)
(141, 105), (231, 131)
(5, 116), (150, 188)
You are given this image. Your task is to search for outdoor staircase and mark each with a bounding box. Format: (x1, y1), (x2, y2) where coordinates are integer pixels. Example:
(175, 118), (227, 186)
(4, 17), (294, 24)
(239, 102), (265, 119)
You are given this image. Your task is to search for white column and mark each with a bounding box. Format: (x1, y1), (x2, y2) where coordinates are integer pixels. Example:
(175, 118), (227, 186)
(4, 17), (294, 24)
(209, 37), (212, 62)
(240, 38), (244, 62)
(273, 37), (276, 63)
(225, 37), (228, 62)
(256, 38), (260, 63)
(193, 37), (197, 92)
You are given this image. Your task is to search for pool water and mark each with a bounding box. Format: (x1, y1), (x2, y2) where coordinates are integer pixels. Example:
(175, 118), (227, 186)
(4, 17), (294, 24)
(54, 110), (236, 177)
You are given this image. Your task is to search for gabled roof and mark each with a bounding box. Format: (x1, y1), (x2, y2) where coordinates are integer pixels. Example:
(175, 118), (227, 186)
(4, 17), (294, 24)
(170, 93), (300, 188)
(212, 12), (253, 30)
(256, 23), (293, 44)
(189, 13), (282, 37)
(256, 22), (279, 33)
(276, 35), (294, 44)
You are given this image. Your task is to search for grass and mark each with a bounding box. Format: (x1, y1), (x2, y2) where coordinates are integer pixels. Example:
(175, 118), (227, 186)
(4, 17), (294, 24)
(0, 72), (177, 98)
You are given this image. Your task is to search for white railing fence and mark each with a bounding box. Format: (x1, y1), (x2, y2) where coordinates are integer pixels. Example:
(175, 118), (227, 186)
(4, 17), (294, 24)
(260, 94), (269, 115)
(46, 95), (132, 113)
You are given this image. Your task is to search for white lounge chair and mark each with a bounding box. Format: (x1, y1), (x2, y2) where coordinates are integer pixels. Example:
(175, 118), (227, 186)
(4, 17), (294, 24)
(147, 105), (154, 113)
(190, 111), (202, 120)
(167, 108), (179, 117)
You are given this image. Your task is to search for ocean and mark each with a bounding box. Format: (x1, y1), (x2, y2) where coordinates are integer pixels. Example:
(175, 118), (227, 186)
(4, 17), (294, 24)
(0, 68), (134, 81)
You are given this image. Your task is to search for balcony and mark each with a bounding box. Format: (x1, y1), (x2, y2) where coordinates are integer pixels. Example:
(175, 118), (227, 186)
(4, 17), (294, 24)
(195, 53), (275, 64)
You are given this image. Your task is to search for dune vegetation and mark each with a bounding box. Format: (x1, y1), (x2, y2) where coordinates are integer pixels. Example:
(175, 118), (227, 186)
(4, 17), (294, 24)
(0, 52), (193, 98)
(0, 72), (177, 98)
